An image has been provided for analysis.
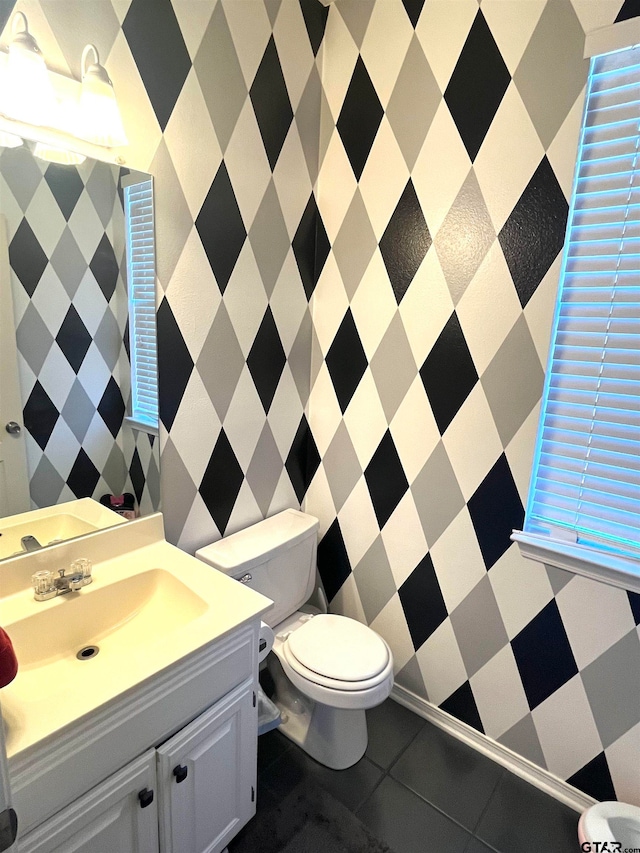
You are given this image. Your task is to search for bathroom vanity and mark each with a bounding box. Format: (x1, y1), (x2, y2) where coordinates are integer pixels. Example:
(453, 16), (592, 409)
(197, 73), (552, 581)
(0, 511), (272, 853)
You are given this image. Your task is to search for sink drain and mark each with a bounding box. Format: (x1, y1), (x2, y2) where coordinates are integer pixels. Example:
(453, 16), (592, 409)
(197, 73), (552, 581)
(76, 645), (99, 660)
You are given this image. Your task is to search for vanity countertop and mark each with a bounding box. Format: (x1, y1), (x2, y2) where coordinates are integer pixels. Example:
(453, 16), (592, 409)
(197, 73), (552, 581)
(0, 513), (273, 761)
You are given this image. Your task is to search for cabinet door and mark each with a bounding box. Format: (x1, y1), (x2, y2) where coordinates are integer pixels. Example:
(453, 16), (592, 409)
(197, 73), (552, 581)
(18, 750), (158, 853)
(157, 680), (257, 853)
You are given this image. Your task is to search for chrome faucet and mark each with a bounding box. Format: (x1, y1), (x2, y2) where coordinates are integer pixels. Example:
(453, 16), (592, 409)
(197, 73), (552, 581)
(21, 535), (42, 552)
(31, 559), (93, 601)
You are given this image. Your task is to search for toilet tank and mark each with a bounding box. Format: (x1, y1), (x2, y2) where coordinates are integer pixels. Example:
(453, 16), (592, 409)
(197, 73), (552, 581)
(195, 509), (319, 629)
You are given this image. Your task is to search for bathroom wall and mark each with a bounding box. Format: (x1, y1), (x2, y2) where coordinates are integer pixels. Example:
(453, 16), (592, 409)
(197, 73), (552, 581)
(2, 0), (325, 544)
(5, 0), (640, 810)
(304, 0), (640, 806)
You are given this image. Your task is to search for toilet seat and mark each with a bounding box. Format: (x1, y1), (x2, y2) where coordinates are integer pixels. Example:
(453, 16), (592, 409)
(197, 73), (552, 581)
(271, 611), (394, 710)
(285, 614), (390, 686)
(282, 638), (391, 692)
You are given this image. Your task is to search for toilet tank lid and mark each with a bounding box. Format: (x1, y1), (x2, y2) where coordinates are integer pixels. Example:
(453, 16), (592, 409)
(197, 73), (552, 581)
(196, 509), (319, 574)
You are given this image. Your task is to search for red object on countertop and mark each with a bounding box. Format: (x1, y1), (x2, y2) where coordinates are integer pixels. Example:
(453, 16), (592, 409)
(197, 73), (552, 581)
(0, 627), (18, 687)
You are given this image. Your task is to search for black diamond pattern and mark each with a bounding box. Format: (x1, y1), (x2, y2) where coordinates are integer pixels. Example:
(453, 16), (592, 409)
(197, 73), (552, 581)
(467, 454), (524, 571)
(444, 11), (510, 162)
(196, 162), (246, 294)
(337, 57), (384, 181)
(293, 193), (330, 300)
(567, 753), (616, 802)
(247, 307), (286, 414)
(511, 600), (578, 711)
(199, 430), (244, 535)
(91, 234), (119, 302)
(123, 0), (191, 131)
(615, 0), (640, 21)
(98, 376), (126, 439)
(364, 430), (409, 529)
(440, 681), (484, 733)
(399, 554), (448, 651)
(628, 591), (640, 625)
(250, 36), (294, 170)
(123, 316), (130, 362)
(9, 219), (49, 297)
(56, 305), (92, 373)
(317, 518), (351, 602)
(325, 309), (368, 414)
(419, 312), (478, 435)
(402, 0), (426, 28)
(285, 415), (321, 504)
(67, 448), (101, 499)
(129, 448), (146, 506)
(45, 164), (84, 220)
(379, 179), (431, 304)
(499, 157), (569, 308)
(157, 297), (194, 431)
(300, 0), (328, 56)
(23, 381), (59, 450)
(117, 166), (130, 209)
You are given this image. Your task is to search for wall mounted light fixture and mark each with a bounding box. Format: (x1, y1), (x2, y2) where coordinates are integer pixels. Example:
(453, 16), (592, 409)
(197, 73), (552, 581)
(0, 13), (127, 165)
(80, 45), (128, 148)
(4, 12), (55, 127)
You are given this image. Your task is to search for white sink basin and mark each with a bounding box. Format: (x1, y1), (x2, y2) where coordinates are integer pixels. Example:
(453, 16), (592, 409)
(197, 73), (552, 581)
(7, 569), (207, 669)
(0, 498), (126, 559)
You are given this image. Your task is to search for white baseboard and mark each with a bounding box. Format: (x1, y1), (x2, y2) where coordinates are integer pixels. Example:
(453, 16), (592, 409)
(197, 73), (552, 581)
(390, 684), (596, 815)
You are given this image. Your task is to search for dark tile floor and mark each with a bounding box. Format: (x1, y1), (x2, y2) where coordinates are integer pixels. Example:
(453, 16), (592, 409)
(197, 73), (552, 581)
(239, 699), (582, 853)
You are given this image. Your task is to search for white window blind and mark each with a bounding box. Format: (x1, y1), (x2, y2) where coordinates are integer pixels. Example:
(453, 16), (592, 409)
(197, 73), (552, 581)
(124, 178), (158, 431)
(524, 43), (640, 563)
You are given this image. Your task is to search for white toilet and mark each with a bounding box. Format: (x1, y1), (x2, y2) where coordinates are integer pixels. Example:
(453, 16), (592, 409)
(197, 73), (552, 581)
(196, 509), (394, 770)
(578, 801), (640, 849)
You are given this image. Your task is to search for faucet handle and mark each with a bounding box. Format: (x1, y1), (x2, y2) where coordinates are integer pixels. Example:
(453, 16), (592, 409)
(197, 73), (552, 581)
(70, 558), (92, 586)
(31, 570), (56, 601)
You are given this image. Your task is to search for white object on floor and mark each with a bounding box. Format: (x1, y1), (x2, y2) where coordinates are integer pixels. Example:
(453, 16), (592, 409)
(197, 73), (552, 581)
(257, 686), (281, 735)
(578, 801), (640, 848)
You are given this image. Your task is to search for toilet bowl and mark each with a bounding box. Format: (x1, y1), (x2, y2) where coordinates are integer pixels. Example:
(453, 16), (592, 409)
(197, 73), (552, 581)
(578, 801), (640, 849)
(267, 611), (394, 769)
(195, 509), (394, 770)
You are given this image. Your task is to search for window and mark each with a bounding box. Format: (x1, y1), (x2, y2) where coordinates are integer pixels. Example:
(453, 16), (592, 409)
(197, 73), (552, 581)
(123, 177), (159, 434)
(512, 26), (640, 593)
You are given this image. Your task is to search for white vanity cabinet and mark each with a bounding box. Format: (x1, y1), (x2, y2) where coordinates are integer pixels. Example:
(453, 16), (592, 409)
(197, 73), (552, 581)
(17, 680), (257, 853)
(1, 514), (273, 853)
(10, 623), (262, 853)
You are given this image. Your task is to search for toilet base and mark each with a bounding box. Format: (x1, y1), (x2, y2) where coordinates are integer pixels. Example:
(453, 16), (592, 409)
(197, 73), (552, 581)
(268, 656), (368, 770)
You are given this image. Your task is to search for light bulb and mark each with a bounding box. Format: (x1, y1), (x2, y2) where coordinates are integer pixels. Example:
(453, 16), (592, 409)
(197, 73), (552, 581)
(5, 13), (56, 127)
(79, 45), (127, 147)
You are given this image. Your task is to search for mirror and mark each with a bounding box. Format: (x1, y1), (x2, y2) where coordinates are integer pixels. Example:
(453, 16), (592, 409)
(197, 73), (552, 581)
(0, 146), (160, 560)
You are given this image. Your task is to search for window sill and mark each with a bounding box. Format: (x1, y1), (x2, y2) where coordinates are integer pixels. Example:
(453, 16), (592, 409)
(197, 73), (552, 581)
(511, 530), (640, 595)
(125, 416), (159, 437)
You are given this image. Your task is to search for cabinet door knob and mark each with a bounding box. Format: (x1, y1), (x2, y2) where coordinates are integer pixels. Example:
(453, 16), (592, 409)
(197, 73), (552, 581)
(173, 764), (188, 783)
(138, 788), (154, 808)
